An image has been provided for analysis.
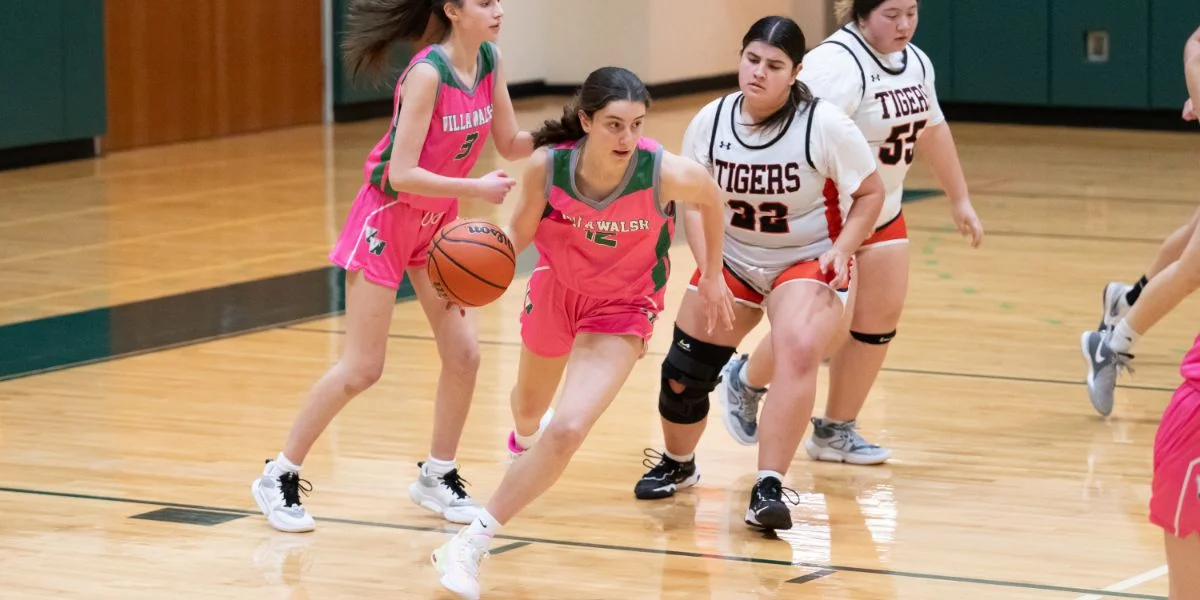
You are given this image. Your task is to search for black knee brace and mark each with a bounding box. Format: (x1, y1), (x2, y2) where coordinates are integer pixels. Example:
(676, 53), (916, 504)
(850, 329), (897, 345)
(659, 325), (737, 425)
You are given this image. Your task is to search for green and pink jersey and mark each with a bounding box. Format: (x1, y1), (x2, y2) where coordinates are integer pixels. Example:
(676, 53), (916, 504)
(363, 42), (498, 212)
(533, 136), (675, 300)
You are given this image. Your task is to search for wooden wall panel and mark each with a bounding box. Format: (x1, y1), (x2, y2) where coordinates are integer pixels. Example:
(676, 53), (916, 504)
(104, 0), (322, 151)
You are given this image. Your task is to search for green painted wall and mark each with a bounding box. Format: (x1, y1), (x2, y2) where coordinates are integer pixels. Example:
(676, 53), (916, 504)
(1050, 0), (1149, 108)
(0, 0), (105, 151)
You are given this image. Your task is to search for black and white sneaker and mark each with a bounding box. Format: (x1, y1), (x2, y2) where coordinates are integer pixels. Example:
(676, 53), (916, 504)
(634, 449), (700, 500)
(744, 475), (800, 531)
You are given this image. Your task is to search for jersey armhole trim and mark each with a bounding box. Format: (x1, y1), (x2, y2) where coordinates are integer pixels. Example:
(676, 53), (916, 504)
(822, 41), (866, 107)
(543, 148), (555, 199)
(912, 47), (928, 82)
(804, 99), (819, 171)
(652, 144), (670, 219)
(395, 59), (441, 125)
(707, 95), (727, 165)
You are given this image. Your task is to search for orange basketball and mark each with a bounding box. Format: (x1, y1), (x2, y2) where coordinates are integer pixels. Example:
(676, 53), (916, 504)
(427, 218), (516, 307)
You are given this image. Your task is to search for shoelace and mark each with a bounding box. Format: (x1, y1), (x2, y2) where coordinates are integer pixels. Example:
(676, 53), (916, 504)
(440, 468), (471, 499)
(758, 477), (801, 506)
(641, 448), (682, 477)
(827, 420), (881, 450)
(278, 471), (312, 508)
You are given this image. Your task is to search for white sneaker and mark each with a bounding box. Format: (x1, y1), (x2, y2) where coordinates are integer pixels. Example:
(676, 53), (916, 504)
(1098, 282), (1132, 331)
(431, 528), (490, 600)
(251, 459), (315, 533)
(408, 462), (480, 524)
(506, 407), (555, 461)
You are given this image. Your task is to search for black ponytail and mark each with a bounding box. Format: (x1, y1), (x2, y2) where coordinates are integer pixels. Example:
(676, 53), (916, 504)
(532, 67), (652, 148)
(342, 0), (460, 81)
(741, 16), (815, 133)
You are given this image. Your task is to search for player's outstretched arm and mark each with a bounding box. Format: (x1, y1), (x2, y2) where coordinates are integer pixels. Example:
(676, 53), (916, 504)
(489, 46), (535, 161)
(915, 123), (983, 247)
(661, 151), (734, 333)
(506, 147), (549, 257)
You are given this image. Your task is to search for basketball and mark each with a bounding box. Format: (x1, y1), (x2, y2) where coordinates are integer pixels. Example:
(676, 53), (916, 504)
(427, 218), (517, 307)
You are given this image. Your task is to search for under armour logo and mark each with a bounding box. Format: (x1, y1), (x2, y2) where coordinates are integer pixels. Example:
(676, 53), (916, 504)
(420, 211), (446, 227)
(871, 74), (882, 82)
(718, 141), (732, 150)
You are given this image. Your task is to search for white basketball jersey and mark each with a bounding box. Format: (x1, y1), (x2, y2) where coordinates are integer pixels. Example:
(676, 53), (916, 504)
(799, 23), (945, 227)
(681, 91), (876, 272)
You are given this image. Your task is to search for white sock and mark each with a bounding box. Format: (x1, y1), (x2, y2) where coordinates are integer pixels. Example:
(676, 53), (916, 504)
(424, 456), (457, 477)
(757, 469), (784, 483)
(275, 452), (301, 473)
(1108, 320), (1140, 355)
(664, 450), (694, 463)
(466, 509), (502, 537)
(513, 427), (541, 449)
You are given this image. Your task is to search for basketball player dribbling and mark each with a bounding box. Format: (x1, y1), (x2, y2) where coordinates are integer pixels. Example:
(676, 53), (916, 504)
(1081, 24), (1200, 597)
(429, 66), (735, 599)
(718, 0), (984, 466)
(250, 0), (535, 533)
(634, 16), (886, 531)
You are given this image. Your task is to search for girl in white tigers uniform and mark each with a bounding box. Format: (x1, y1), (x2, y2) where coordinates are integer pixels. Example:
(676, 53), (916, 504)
(721, 0), (985, 465)
(634, 15), (885, 532)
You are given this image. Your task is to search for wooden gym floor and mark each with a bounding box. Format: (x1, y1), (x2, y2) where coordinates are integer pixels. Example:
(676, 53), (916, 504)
(1, 93), (1198, 599)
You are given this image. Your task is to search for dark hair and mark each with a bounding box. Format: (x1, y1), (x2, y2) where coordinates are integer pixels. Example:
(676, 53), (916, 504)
(741, 16), (814, 133)
(531, 67), (652, 148)
(835, 0), (917, 24)
(342, 0), (462, 80)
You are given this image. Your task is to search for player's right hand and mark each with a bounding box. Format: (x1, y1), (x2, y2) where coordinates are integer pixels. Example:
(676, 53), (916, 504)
(1184, 98), (1198, 122)
(475, 169), (516, 204)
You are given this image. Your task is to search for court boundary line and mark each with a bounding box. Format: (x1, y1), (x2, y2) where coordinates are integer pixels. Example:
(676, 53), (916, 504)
(279, 326), (1179, 394)
(0, 486), (1165, 599)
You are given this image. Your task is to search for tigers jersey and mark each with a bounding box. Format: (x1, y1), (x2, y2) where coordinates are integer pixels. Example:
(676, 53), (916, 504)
(799, 23), (944, 227)
(681, 91), (876, 273)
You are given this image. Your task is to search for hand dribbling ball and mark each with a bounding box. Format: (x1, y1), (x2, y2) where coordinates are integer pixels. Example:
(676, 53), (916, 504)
(426, 218), (516, 307)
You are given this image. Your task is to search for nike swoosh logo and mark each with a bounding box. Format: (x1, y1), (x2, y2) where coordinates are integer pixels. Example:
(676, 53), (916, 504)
(1094, 339), (1107, 363)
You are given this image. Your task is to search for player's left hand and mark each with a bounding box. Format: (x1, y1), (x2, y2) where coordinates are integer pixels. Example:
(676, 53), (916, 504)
(951, 199), (984, 248)
(697, 272), (735, 335)
(819, 247), (851, 290)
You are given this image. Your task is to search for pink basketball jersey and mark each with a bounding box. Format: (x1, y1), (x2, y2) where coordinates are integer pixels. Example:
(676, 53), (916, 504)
(362, 42), (497, 212)
(1181, 332), (1200, 383)
(534, 137), (676, 299)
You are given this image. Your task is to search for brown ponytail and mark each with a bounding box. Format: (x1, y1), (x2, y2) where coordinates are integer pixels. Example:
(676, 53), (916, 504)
(341, 0), (461, 81)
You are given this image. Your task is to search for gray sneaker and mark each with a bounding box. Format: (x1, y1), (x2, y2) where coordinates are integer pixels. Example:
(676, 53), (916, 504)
(1080, 329), (1133, 417)
(804, 418), (892, 465)
(717, 354), (766, 446)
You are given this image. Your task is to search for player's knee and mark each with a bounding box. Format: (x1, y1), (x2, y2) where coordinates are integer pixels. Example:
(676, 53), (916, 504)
(440, 340), (481, 382)
(541, 418), (590, 457)
(850, 329), (897, 345)
(659, 325), (736, 425)
(342, 357), (385, 394)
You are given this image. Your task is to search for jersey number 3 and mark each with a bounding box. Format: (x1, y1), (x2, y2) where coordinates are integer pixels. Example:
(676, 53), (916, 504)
(879, 119), (927, 166)
(729, 200), (789, 234)
(454, 132), (479, 160)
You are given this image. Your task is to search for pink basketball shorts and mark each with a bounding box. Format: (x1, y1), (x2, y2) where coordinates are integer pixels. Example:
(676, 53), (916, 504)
(328, 183), (457, 290)
(1149, 381), (1200, 539)
(519, 266), (664, 358)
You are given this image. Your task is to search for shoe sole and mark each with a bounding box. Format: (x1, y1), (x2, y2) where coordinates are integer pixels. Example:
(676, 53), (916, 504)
(250, 478), (315, 533)
(745, 505), (792, 531)
(408, 482), (478, 524)
(634, 471), (701, 500)
(1079, 331), (1114, 417)
(804, 439), (891, 465)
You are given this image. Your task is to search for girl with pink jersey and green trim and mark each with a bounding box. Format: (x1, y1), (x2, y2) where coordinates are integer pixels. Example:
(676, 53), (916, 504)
(251, 0), (534, 535)
(430, 66), (735, 600)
